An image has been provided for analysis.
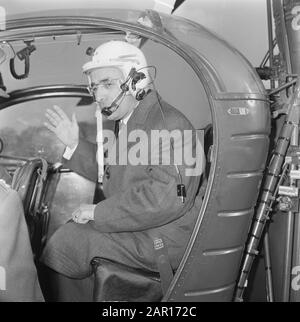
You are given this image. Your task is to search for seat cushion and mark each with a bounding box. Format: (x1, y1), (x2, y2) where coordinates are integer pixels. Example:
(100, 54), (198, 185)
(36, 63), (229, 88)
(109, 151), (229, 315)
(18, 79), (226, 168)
(91, 257), (163, 302)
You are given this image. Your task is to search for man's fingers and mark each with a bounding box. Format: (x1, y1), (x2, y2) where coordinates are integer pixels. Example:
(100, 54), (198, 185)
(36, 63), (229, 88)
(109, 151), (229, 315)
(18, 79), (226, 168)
(77, 218), (89, 224)
(44, 122), (56, 133)
(72, 208), (79, 217)
(45, 112), (58, 126)
(53, 105), (69, 120)
(72, 207), (84, 222)
(72, 212), (89, 224)
(71, 205), (92, 224)
(46, 108), (63, 123)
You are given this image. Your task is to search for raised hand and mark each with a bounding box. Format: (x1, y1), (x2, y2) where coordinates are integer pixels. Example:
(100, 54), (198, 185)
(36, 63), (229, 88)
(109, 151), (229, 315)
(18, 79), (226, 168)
(44, 105), (79, 149)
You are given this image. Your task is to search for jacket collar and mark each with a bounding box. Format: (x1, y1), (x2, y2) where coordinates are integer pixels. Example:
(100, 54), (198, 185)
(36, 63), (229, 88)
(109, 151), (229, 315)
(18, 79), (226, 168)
(127, 90), (161, 127)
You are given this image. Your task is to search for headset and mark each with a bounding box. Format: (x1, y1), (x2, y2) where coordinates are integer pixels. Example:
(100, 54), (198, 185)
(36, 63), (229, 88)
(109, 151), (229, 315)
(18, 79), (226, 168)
(100, 67), (150, 117)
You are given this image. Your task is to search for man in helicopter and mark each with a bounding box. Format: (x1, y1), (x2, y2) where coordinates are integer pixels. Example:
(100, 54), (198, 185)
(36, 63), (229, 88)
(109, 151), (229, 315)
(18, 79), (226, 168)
(41, 40), (205, 301)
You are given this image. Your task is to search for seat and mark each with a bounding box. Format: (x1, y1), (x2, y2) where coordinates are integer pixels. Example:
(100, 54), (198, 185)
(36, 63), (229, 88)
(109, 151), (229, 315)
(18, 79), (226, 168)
(11, 158), (50, 258)
(91, 257), (163, 302)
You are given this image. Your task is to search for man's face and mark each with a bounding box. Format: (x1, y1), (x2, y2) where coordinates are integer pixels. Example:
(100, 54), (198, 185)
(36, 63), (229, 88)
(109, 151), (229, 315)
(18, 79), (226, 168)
(88, 67), (134, 121)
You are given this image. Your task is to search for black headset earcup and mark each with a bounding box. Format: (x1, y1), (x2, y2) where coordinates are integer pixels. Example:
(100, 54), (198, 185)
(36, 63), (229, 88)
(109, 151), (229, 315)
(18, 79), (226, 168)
(131, 71), (146, 91)
(120, 83), (129, 92)
(136, 89), (146, 101)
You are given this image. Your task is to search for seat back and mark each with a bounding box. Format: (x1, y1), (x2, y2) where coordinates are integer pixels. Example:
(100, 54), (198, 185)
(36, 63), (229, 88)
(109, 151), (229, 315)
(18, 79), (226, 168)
(12, 158), (49, 258)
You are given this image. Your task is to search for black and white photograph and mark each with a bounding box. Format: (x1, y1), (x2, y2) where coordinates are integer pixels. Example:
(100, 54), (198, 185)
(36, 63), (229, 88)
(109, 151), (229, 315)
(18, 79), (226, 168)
(0, 0), (299, 308)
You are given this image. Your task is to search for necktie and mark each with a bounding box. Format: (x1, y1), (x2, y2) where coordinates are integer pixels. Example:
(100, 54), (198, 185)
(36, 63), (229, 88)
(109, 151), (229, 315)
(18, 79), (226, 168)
(114, 120), (120, 138)
(114, 120), (125, 139)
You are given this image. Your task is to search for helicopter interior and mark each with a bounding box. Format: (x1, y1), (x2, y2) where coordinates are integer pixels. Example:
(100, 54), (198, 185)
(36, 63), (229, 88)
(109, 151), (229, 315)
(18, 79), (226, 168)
(0, 29), (213, 301)
(0, 9), (271, 302)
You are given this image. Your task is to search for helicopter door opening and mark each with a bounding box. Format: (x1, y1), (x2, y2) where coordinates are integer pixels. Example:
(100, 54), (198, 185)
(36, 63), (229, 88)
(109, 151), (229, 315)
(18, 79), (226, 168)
(0, 10), (270, 302)
(0, 31), (212, 301)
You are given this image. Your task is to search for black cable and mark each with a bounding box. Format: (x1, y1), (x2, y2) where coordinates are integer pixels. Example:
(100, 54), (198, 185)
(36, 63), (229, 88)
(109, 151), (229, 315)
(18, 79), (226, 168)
(10, 54), (30, 79)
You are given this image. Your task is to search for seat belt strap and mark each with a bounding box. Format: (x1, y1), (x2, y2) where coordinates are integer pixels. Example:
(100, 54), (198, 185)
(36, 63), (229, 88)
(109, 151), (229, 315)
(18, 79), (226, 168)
(153, 237), (174, 295)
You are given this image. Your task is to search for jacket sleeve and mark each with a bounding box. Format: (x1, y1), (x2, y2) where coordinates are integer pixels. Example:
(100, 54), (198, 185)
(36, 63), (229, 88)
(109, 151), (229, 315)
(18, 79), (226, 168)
(63, 138), (98, 182)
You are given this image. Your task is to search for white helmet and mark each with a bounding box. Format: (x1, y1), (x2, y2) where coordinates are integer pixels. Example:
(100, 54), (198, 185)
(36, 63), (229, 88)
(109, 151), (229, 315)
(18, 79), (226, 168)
(82, 41), (150, 98)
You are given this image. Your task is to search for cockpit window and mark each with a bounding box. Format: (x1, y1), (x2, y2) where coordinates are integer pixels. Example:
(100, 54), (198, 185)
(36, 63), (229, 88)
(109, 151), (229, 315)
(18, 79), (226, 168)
(0, 97), (96, 163)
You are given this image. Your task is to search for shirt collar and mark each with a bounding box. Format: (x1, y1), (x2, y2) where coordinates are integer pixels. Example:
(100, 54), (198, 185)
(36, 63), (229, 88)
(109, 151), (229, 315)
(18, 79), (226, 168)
(128, 90), (160, 125)
(121, 110), (133, 125)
